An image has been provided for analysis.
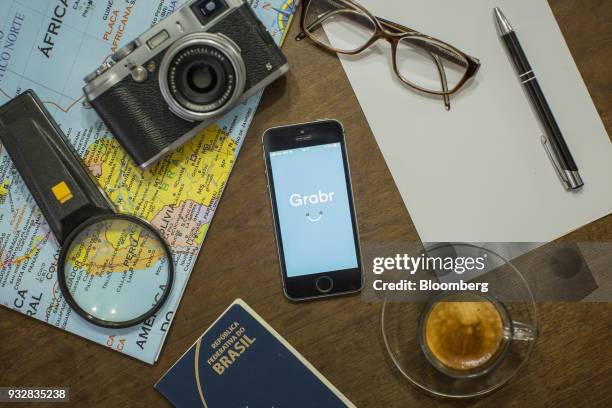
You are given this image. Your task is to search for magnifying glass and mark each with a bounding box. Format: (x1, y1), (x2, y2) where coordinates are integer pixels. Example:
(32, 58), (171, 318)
(0, 91), (174, 328)
(58, 213), (173, 327)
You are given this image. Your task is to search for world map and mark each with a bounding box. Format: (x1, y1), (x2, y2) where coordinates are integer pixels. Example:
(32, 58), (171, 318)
(0, 0), (294, 363)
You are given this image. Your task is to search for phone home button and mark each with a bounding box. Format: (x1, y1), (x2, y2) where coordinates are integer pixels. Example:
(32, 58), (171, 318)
(315, 276), (333, 293)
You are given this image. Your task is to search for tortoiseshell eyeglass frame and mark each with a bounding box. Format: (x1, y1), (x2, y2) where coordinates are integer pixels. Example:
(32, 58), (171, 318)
(295, 0), (481, 110)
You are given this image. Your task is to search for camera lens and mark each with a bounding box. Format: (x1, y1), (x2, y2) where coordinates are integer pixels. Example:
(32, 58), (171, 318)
(179, 58), (226, 104)
(187, 64), (217, 93)
(159, 33), (246, 121)
(167, 45), (237, 114)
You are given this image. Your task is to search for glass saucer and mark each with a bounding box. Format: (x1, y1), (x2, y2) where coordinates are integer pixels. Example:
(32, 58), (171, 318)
(381, 243), (537, 399)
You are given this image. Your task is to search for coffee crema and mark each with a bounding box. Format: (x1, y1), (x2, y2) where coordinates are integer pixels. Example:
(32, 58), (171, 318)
(424, 301), (504, 372)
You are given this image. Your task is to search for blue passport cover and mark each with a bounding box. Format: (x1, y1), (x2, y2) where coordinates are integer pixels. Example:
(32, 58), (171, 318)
(155, 299), (354, 407)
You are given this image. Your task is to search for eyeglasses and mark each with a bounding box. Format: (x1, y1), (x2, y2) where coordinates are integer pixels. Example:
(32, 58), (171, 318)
(296, 0), (481, 110)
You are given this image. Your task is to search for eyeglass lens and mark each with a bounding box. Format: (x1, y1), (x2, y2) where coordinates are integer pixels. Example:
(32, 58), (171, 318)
(303, 0), (469, 95)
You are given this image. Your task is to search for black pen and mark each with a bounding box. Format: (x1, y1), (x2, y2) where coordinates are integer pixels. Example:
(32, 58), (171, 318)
(494, 7), (583, 190)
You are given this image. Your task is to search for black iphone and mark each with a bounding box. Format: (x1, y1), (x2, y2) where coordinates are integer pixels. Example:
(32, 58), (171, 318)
(263, 119), (363, 300)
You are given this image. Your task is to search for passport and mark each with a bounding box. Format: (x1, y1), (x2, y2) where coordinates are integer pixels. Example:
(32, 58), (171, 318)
(155, 299), (354, 407)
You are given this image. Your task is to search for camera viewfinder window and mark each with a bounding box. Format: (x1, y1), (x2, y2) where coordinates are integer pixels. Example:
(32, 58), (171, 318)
(192, 0), (228, 24)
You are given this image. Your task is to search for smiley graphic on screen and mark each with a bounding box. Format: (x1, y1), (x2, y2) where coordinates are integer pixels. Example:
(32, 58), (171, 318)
(290, 191), (334, 223)
(306, 211), (323, 222)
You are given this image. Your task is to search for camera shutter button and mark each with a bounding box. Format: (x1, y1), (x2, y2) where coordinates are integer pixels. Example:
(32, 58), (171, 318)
(131, 66), (148, 83)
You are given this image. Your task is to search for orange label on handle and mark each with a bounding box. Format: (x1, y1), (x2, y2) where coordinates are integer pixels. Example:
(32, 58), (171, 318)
(51, 181), (73, 204)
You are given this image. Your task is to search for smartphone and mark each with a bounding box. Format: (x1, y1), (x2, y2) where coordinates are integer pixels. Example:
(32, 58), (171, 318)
(263, 119), (363, 300)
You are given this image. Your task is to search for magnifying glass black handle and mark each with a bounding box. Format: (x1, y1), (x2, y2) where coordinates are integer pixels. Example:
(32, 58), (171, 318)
(0, 90), (114, 245)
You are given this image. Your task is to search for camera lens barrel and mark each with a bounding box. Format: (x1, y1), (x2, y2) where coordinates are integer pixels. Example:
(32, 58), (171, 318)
(170, 46), (235, 112)
(159, 33), (246, 122)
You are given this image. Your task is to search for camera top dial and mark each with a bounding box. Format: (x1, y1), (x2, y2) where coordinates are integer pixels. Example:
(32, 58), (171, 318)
(112, 40), (140, 62)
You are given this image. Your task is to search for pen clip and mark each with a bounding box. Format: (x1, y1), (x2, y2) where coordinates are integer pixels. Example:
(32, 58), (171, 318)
(541, 135), (570, 191)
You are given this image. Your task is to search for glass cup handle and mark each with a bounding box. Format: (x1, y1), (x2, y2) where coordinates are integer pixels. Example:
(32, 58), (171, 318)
(510, 321), (538, 341)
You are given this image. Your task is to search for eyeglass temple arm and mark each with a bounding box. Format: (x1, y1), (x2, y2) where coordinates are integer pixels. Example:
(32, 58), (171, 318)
(377, 15), (480, 69)
(378, 16), (451, 109)
(297, 9), (418, 43)
(376, 16), (418, 34)
(297, 9), (477, 69)
(432, 54), (451, 110)
(377, 15), (451, 109)
(296, 8), (360, 40)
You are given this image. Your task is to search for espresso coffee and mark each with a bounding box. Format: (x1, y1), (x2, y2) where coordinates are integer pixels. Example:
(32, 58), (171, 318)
(423, 299), (505, 374)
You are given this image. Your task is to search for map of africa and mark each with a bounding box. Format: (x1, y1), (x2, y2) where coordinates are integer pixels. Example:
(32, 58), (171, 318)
(0, 0), (294, 363)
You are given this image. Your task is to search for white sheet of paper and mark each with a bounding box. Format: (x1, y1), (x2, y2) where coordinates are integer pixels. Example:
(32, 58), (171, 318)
(326, 0), (612, 242)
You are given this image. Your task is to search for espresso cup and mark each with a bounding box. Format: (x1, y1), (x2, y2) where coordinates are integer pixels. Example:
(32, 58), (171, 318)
(418, 292), (536, 379)
(381, 243), (538, 398)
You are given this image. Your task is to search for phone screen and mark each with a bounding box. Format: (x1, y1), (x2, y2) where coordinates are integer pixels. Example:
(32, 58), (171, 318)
(269, 142), (358, 277)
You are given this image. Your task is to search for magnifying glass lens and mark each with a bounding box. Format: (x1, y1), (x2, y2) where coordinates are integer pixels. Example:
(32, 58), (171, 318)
(61, 217), (172, 325)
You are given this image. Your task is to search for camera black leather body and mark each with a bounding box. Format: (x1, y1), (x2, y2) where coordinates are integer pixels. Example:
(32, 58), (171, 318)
(83, 0), (288, 168)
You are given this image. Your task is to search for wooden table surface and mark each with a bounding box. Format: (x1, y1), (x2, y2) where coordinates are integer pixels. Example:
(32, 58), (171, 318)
(1, 1), (610, 407)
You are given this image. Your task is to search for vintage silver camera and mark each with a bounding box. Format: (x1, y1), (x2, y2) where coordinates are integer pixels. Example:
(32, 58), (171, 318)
(83, 0), (289, 168)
